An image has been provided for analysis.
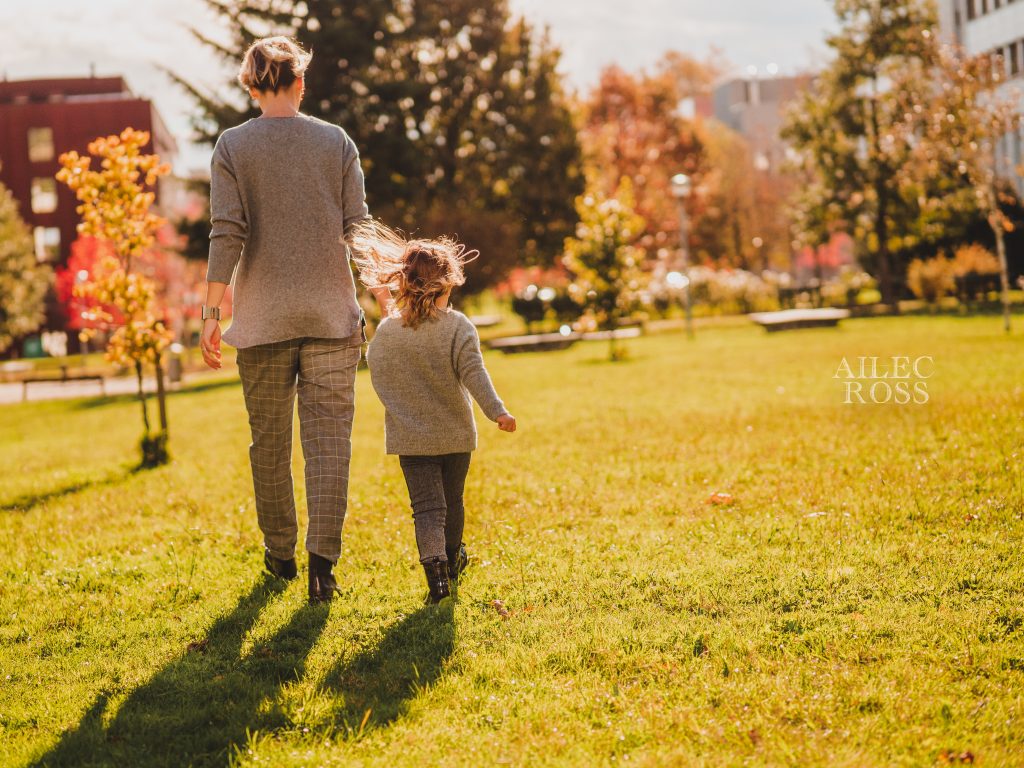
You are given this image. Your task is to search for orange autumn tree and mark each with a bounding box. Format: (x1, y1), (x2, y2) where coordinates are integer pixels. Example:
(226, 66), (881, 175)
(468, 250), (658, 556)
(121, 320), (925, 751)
(57, 128), (174, 467)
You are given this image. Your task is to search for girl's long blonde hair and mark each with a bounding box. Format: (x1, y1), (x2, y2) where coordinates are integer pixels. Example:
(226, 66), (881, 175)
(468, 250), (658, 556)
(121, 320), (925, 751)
(349, 220), (476, 328)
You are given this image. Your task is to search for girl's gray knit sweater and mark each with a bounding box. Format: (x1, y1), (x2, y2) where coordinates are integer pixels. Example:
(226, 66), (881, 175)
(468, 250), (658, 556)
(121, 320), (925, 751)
(366, 310), (508, 455)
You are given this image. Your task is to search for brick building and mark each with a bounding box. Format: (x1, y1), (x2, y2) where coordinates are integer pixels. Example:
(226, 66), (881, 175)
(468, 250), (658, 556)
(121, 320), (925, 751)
(0, 76), (177, 268)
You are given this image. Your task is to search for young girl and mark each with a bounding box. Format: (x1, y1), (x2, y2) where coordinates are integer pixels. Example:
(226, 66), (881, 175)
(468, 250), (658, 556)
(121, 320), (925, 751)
(351, 221), (516, 604)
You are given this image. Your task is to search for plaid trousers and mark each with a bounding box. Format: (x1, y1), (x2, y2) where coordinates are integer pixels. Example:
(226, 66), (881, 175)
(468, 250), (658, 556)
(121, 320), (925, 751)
(237, 335), (362, 562)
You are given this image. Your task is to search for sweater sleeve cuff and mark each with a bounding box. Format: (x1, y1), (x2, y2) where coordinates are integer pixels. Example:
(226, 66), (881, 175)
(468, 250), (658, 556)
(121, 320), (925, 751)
(485, 402), (509, 422)
(207, 243), (240, 284)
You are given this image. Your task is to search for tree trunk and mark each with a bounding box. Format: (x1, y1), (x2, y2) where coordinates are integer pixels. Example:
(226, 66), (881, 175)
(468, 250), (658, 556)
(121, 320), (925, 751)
(994, 213), (1012, 333)
(135, 359), (151, 434)
(155, 353), (169, 435)
(867, 80), (898, 315)
(875, 188), (896, 312)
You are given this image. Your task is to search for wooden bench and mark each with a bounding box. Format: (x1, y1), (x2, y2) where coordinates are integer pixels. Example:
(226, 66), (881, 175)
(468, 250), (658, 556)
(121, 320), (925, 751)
(469, 314), (504, 329)
(581, 327), (643, 341)
(748, 308), (850, 332)
(487, 326), (643, 354)
(487, 331), (580, 354)
(21, 367), (107, 402)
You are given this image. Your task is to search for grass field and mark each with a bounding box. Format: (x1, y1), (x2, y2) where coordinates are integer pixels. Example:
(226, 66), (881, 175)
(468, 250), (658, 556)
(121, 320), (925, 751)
(1, 316), (1023, 767)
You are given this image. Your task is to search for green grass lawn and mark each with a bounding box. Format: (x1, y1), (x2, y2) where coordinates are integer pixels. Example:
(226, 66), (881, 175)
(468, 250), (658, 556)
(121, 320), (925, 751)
(1, 316), (1023, 767)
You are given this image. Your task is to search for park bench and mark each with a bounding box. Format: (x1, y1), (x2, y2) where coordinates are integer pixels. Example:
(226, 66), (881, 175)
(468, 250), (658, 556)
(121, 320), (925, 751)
(487, 326), (643, 354)
(487, 331), (580, 354)
(581, 327), (643, 341)
(469, 314), (504, 328)
(21, 366), (107, 402)
(0, 360), (32, 383)
(748, 308), (850, 332)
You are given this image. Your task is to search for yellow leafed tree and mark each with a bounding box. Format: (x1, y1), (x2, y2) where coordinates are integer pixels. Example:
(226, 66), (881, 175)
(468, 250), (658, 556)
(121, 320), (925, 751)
(57, 128), (174, 467)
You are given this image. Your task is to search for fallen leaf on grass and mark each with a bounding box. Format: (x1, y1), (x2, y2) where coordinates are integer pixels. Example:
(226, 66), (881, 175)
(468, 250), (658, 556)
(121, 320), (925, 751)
(707, 492), (734, 506)
(937, 750), (975, 765)
(186, 639), (208, 654)
(965, 514), (979, 523)
(491, 599), (510, 618)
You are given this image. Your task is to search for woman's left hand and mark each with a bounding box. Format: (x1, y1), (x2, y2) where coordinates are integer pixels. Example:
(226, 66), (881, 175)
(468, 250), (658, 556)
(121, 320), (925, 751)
(201, 319), (223, 369)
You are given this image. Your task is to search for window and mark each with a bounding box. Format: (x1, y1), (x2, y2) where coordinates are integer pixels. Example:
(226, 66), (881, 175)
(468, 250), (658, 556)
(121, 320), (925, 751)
(995, 0), (1002, 9)
(968, 0), (976, 19)
(31, 177), (57, 213)
(27, 127), (54, 163)
(33, 227), (60, 262)
(1011, 42), (1020, 75)
(982, 0), (989, 14)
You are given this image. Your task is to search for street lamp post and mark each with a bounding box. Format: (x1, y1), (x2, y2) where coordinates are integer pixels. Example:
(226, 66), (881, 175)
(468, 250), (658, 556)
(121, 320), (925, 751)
(671, 173), (694, 339)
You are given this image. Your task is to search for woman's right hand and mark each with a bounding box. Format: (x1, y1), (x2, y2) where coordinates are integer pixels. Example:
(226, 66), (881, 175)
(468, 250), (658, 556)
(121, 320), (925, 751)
(497, 413), (516, 433)
(201, 319), (223, 369)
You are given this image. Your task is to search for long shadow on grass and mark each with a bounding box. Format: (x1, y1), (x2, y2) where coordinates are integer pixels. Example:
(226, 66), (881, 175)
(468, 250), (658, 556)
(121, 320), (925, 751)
(0, 466), (140, 513)
(323, 600), (455, 735)
(32, 576), (328, 768)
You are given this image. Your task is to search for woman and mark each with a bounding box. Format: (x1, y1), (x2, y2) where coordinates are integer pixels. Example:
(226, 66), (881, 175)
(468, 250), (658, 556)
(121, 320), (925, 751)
(200, 36), (389, 603)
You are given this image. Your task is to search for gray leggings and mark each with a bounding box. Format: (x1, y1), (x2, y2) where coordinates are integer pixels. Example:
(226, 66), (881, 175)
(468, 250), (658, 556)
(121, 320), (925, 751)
(398, 453), (472, 563)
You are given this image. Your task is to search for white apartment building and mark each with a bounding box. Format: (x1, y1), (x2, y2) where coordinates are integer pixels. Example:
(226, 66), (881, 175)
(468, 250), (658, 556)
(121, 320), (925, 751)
(939, 0), (1024, 193)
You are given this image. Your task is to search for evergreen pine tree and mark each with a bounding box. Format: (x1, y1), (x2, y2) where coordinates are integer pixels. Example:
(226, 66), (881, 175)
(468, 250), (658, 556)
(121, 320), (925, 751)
(173, 0), (582, 289)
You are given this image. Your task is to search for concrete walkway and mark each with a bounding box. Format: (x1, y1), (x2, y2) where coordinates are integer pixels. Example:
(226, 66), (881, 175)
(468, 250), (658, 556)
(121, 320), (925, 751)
(0, 372), (224, 405)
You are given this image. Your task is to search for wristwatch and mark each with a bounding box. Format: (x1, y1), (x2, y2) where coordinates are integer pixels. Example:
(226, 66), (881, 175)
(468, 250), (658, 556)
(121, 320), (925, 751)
(202, 305), (222, 321)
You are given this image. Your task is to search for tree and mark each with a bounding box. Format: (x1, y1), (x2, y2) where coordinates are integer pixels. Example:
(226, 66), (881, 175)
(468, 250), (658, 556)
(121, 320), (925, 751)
(0, 182), (52, 355)
(917, 46), (1021, 332)
(173, 0), (583, 289)
(563, 178), (647, 361)
(782, 0), (956, 308)
(54, 237), (120, 337)
(578, 54), (708, 260)
(57, 129), (174, 467)
(690, 120), (795, 271)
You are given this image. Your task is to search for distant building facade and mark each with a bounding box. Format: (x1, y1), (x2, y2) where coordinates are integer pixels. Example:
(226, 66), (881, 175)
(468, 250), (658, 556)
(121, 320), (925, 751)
(0, 77), (177, 269)
(939, 0), (1024, 194)
(711, 74), (814, 172)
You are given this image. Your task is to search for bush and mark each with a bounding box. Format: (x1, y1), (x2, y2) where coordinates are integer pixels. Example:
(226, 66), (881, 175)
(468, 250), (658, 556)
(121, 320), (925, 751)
(550, 291), (584, 324)
(511, 295), (547, 331)
(907, 257), (956, 305)
(820, 268), (877, 307)
(686, 267), (778, 314)
(952, 244), (999, 277)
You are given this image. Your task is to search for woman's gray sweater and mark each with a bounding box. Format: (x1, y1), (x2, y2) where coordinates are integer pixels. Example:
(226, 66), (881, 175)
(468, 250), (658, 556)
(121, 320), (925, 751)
(207, 114), (369, 348)
(366, 310), (508, 455)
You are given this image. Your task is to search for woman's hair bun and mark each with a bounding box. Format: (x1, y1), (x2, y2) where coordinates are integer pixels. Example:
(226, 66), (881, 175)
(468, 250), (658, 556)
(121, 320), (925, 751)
(238, 36), (312, 93)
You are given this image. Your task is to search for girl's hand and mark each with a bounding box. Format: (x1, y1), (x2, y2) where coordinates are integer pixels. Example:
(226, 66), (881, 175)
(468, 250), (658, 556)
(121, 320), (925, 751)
(201, 319), (222, 369)
(497, 413), (516, 433)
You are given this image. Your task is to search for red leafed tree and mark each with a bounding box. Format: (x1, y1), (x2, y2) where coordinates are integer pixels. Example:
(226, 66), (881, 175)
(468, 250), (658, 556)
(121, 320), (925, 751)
(578, 53), (713, 257)
(54, 237), (122, 331)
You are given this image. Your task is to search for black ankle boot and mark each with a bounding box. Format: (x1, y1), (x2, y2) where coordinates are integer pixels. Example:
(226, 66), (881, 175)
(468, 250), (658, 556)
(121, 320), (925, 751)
(423, 558), (451, 604)
(264, 550), (298, 581)
(308, 553), (339, 604)
(446, 543), (470, 582)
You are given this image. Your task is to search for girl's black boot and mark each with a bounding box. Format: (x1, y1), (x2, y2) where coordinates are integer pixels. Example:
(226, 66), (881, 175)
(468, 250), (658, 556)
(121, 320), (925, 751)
(423, 557), (451, 604)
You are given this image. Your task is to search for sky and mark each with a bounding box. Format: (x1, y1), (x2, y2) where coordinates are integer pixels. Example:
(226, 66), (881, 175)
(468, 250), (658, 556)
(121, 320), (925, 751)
(0, 0), (837, 173)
